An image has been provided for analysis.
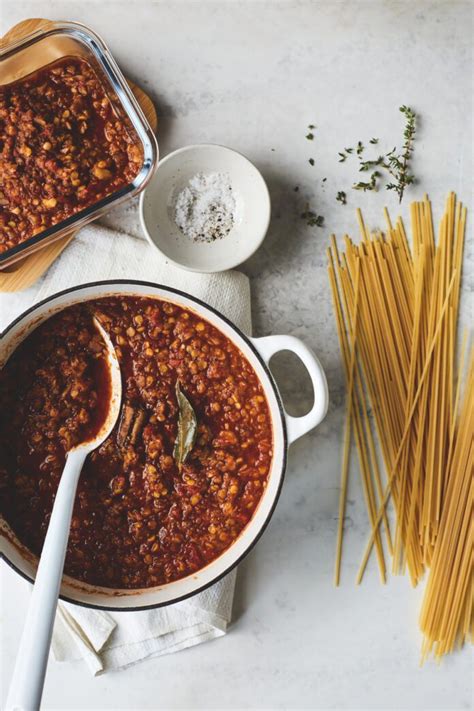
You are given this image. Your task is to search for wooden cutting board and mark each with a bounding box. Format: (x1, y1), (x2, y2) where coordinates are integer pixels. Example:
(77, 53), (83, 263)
(0, 18), (158, 293)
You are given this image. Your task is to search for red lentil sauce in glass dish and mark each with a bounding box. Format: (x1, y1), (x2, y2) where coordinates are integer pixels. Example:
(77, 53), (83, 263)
(0, 56), (143, 254)
(0, 297), (273, 589)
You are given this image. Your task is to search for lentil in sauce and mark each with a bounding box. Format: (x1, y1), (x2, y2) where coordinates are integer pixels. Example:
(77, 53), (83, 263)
(0, 57), (143, 254)
(0, 297), (273, 589)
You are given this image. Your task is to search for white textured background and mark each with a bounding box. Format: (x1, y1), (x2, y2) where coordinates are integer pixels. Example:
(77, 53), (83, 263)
(1, 1), (472, 709)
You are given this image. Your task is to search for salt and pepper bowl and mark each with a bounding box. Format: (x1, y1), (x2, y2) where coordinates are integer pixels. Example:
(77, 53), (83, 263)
(139, 144), (271, 272)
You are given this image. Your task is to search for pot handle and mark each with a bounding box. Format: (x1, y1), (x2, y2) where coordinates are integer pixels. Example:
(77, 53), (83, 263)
(251, 335), (329, 444)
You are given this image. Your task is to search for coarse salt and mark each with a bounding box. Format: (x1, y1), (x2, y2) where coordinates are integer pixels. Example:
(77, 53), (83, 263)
(174, 172), (236, 243)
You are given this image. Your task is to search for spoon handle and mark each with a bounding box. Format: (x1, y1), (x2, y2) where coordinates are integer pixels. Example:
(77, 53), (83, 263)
(6, 448), (88, 711)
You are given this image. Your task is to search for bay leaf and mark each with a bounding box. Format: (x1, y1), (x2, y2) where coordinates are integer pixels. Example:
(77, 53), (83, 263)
(173, 380), (198, 470)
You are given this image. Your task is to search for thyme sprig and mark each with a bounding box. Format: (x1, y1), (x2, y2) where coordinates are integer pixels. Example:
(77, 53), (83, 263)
(385, 105), (416, 202)
(337, 106), (417, 202)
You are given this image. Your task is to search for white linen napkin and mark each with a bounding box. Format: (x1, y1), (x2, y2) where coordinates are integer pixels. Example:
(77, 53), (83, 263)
(32, 223), (251, 675)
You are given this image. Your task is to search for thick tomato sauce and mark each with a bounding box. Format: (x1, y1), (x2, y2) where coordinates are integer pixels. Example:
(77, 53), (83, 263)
(0, 57), (143, 253)
(0, 297), (273, 588)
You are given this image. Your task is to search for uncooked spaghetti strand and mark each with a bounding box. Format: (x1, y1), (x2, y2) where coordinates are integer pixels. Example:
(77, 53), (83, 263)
(340, 250), (398, 484)
(356, 270), (457, 584)
(421, 194), (436, 254)
(420, 441), (473, 660)
(452, 205), (467, 329)
(337, 258), (394, 555)
(435, 222), (452, 521)
(383, 207), (393, 232)
(328, 250), (387, 581)
(357, 253), (406, 452)
(447, 203), (467, 433)
(404, 260), (434, 580)
(386, 241), (414, 343)
(393, 244), (427, 573)
(440, 465), (473, 653)
(333, 258), (361, 586)
(422, 356), (473, 604)
(446, 201), (462, 429)
(345, 258), (404, 506)
(343, 267), (401, 506)
(374, 240), (412, 375)
(460, 547), (473, 640)
(421, 437), (472, 641)
(359, 271), (456, 582)
(430, 213), (450, 530)
(355, 254), (408, 499)
(329, 250), (388, 574)
(356, 208), (369, 241)
(445, 330), (469, 479)
(423, 217), (446, 544)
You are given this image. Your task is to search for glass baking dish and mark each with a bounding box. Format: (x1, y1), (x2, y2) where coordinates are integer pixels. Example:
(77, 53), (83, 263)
(0, 20), (159, 268)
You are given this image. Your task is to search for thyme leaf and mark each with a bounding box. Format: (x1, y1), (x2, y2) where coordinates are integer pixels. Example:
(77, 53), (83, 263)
(353, 171), (380, 192)
(301, 210), (324, 227)
(300, 123), (324, 229)
(336, 191), (347, 205)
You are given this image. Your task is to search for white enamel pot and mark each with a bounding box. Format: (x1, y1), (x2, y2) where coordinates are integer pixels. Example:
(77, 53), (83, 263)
(0, 280), (328, 611)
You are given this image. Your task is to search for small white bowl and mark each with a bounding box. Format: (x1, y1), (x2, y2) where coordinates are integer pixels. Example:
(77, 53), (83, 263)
(139, 144), (271, 272)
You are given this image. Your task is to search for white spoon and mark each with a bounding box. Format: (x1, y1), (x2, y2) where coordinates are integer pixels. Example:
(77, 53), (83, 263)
(6, 318), (122, 711)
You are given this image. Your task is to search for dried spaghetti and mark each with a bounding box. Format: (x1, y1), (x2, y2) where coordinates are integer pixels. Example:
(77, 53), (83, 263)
(419, 353), (473, 662)
(328, 193), (472, 661)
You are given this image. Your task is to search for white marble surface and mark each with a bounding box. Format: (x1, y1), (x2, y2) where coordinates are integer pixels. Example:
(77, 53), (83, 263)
(1, 1), (472, 709)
